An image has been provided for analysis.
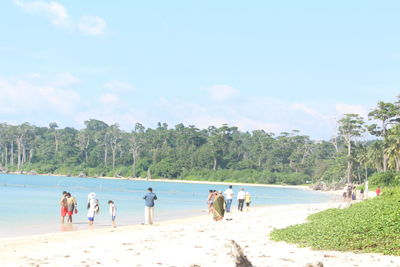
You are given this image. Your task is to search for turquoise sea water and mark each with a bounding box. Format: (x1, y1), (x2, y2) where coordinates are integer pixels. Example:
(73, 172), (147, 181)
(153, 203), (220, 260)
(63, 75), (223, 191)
(0, 174), (330, 238)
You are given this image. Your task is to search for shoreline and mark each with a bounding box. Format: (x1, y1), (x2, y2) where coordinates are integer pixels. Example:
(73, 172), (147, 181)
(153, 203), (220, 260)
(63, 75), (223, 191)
(0, 187), (339, 241)
(0, 172), (339, 241)
(4, 171), (313, 190)
(1, 201), (398, 266)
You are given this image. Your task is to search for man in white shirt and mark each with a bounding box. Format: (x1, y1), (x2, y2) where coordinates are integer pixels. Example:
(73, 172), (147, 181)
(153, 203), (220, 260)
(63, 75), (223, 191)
(237, 188), (245, 212)
(223, 185), (234, 212)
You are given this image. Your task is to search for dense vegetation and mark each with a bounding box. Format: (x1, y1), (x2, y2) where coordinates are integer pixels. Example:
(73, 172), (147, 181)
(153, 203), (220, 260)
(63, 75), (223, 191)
(270, 187), (400, 255)
(0, 97), (399, 185)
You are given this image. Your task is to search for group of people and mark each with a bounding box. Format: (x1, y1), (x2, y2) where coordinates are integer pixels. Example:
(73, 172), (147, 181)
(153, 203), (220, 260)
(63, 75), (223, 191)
(207, 185), (252, 221)
(343, 185), (362, 201)
(59, 187), (158, 228)
(59, 191), (78, 224)
(60, 185), (255, 227)
(343, 185), (382, 201)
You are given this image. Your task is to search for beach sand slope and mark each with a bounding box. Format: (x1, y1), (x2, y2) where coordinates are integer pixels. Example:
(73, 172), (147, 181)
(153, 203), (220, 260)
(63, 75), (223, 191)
(0, 202), (399, 267)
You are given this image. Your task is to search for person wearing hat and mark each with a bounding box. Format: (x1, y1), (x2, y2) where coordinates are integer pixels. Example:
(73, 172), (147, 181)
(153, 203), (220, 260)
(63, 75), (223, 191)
(143, 187), (157, 225)
(87, 192), (98, 226)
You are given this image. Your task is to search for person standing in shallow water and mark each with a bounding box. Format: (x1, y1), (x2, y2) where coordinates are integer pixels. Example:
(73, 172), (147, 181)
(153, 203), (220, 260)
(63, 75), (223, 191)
(60, 191), (68, 224)
(143, 187), (157, 225)
(66, 192), (77, 223)
(108, 200), (117, 228)
(87, 192), (98, 226)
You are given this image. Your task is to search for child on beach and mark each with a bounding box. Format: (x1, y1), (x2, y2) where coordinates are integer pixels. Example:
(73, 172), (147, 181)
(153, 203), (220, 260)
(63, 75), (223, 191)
(245, 191), (251, 211)
(108, 200), (117, 228)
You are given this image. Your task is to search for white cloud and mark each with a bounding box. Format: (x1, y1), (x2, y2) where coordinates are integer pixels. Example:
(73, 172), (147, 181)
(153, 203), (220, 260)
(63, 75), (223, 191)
(207, 85), (240, 101)
(104, 80), (135, 93)
(335, 102), (368, 118)
(13, 0), (71, 28)
(13, 0), (107, 36)
(78, 15), (107, 36)
(0, 74), (82, 116)
(100, 93), (122, 106)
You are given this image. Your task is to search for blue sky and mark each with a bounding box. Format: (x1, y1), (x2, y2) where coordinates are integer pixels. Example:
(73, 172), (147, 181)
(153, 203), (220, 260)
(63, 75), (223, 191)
(0, 0), (399, 139)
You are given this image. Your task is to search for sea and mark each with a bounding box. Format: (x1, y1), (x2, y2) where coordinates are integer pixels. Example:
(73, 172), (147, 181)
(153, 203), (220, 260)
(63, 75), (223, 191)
(0, 173), (331, 238)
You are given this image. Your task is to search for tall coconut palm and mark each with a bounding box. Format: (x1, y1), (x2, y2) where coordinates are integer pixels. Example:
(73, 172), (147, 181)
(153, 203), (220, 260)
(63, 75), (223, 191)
(355, 144), (370, 182)
(384, 125), (400, 171)
(367, 141), (384, 172)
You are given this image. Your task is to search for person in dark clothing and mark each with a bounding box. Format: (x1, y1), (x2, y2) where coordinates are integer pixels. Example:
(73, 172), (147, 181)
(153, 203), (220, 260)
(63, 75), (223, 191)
(143, 187), (157, 225)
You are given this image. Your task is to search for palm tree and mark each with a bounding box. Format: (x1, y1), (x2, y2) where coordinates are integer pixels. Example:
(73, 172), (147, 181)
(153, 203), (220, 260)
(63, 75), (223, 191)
(367, 141), (384, 172)
(355, 144), (370, 183)
(384, 125), (400, 171)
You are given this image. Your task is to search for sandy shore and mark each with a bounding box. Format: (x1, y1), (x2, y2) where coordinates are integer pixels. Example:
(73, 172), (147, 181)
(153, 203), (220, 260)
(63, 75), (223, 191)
(1, 202), (398, 267)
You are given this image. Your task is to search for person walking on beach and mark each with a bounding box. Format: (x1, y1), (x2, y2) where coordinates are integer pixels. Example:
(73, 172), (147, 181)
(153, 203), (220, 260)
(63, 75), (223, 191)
(212, 191), (225, 221)
(60, 191), (68, 224)
(376, 187), (381, 196)
(87, 192), (98, 226)
(346, 185), (352, 200)
(143, 187), (157, 225)
(66, 192), (77, 223)
(237, 188), (245, 212)
(359, 188), (364, 200)
(224, 185), (234, 212)
(245, 191), (251, 211)
(351, 187), (357, 201)
(108, 200), (117, 228)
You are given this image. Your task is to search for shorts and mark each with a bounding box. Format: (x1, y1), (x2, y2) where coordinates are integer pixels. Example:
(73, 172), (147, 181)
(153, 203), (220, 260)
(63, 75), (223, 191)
(67, 211), (73, 216)
(88, 217), (94, 221)
(61, 207), (68, 217)
(246, 202), (251, 207)
(111, 216), (116, 221)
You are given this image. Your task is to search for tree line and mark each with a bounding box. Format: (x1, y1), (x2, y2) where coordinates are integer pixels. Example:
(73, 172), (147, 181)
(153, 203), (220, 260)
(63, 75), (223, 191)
(0, 97), (399, 185)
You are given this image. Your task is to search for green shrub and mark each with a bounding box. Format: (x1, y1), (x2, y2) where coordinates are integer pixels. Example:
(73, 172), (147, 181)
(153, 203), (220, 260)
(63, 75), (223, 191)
(369, 171), (400, 187)
(270, 187), (400, 255)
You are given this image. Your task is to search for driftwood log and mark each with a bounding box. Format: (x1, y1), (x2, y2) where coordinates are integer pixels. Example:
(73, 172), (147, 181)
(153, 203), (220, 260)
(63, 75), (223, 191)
(228, 240), (253, 267)
(305, 262), (324, 267)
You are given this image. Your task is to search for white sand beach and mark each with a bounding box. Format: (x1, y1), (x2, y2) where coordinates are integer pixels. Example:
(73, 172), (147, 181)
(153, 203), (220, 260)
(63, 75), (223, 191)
(0, 201), (399, 267)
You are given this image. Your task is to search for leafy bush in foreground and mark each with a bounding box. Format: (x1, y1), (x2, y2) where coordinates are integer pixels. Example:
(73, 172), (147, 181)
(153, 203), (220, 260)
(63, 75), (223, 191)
(270, 187), (400, 255)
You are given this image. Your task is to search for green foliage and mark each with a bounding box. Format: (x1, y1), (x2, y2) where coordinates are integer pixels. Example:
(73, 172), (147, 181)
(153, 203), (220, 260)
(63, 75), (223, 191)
(318, 156), (347, 183)
(0, 96), (399, 186)
(270, 187), (400, 255)
(369, 171), (400, 187)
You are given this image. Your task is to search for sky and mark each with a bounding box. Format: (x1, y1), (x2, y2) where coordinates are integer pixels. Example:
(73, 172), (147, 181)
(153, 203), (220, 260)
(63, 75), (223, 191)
(0, 0), (399, 140)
